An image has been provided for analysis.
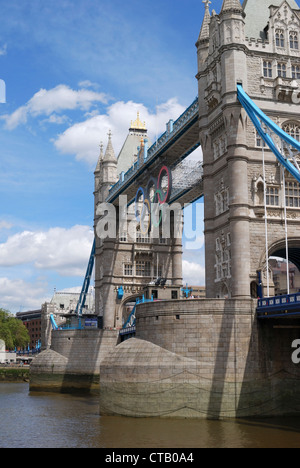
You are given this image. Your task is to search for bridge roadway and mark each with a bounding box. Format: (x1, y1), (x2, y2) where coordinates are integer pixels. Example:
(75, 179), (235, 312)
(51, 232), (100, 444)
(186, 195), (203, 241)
(106, 96), (203, 207)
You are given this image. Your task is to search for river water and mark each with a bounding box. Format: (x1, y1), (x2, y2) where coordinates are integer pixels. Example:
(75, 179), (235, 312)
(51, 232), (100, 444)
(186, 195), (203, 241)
(1, 383), (300, 448)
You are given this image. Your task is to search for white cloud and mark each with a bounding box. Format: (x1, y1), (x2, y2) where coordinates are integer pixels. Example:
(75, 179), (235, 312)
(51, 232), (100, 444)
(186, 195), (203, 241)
(0, 221), (13, 231)
(0, 225), (94, 277)
(0, 277), (49, 313)
(54, 97), (186, 165)
(2, 84), (108, 130)
(0, 43), (7, 56)
(182, 259), (205, 286)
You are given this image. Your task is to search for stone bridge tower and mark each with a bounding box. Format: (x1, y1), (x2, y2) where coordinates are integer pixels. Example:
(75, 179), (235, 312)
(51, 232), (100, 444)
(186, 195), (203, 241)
(94, 122), (183, 329)
(197, 0), (300, 299)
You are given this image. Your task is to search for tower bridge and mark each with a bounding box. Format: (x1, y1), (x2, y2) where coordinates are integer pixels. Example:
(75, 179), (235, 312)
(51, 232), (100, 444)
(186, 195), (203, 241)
(33, 0), (300, 418)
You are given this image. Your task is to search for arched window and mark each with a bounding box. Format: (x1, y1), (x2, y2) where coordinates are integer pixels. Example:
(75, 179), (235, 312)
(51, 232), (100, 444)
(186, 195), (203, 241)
(283, 122), (300, 142)
(290, 31), (299, 50)
(276, 29), (285, 48)
(263, 60), (272, 78)
(277, 62), (287, 78)
(292, 65), (300, 80)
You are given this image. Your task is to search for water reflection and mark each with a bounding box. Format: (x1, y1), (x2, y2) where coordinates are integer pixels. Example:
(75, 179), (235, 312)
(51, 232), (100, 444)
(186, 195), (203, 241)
(0, 384), (300, 448)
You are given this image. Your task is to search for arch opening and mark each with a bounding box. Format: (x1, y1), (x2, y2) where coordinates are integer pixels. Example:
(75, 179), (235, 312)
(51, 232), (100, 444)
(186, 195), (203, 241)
(268, 240), (300, 296)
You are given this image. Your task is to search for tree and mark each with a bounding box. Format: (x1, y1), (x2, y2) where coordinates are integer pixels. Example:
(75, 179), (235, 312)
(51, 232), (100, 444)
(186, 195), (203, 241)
(0, 309), (30, 349)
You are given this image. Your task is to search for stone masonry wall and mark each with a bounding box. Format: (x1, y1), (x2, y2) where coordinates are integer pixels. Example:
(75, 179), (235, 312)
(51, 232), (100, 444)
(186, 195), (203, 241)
(100, 299), (300, 418)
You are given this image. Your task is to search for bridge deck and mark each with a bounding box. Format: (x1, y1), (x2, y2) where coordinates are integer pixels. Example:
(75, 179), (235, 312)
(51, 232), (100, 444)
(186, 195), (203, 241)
(257, 293), (300, 319)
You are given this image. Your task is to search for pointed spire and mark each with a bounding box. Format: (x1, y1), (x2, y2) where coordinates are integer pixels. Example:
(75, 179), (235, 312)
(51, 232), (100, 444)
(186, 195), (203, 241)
(220, 0), (242, 13)
(103, 130), (117, 163)
(95, 141), (104, 173)
(197, 0), (211, 44)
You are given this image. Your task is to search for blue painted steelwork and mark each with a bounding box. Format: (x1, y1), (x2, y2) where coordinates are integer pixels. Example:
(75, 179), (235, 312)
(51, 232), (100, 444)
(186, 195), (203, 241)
(237, 84), (300, 184)
(75, 239), (96, 316)
(257, 293), (300, 319)
(121, 295), (154, 337)
(237, 85), (300, 318)
(117, 286), (124, 300)
(50, 314), (60, 330)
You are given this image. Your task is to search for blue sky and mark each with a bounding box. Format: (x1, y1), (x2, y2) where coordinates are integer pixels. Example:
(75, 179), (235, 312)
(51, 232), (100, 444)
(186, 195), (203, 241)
(0, 0), (224, 313)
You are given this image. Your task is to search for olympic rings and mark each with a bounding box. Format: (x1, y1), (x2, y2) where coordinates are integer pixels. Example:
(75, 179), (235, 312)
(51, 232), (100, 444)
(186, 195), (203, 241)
(135, 166), (172, 233)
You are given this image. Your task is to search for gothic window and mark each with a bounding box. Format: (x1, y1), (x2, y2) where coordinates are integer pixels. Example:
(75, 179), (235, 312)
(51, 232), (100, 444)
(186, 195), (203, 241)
(263, 61), (272, 78)
(290, 31), (299, 50)
(215, 235), (231, 282)
(256, 131), (266, 148)
(135, 261), (151, 277)
(283, 122), (300, 142)
(124, 264), (133, 276)
(292, 65), (300, 79)
(213, 135), (227, 160)
(215, 188), (229, 216)
(285, 181), (300, 207)
(266, 187), (279, 206)
(277, 62), (287, 78)
(276, 29), (285, 48)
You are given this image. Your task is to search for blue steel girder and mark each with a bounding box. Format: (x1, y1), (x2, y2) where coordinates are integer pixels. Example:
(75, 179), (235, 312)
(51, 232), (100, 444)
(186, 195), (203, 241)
(75, 239), (95, 316)
(107, 98), (200, 206)
(237, 84), (300, 185)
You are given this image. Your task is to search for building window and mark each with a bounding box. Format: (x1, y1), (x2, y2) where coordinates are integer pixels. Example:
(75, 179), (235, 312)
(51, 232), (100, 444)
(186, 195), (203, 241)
(266, 187), (279, 206)
(283, 122), (300, 142)
(172, 290), (178, 300)
(124, 264), (133, 276)
(276, 29), (285, 48)
(290, 31), (299, 50)
(215, 188), (229, 216)
(136, 261), (151, 277)
(286, 181), (300, 208)
(277, 62), (287, 78)
(120, 231), (127, 242)
(215, 235), (231, 282)
(263, 61), (272, 78)
(256, 131), (266, 148)
(292, 65), (300, 79)
(136, 231), (151, 244)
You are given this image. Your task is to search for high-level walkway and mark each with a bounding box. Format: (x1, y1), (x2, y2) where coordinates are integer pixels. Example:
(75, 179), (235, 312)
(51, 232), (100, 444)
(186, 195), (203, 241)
(106, 97), (202, 207)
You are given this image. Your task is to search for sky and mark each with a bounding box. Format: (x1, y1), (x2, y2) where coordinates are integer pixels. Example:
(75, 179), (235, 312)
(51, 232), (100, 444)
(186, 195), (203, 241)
(0, 0), (226, 313)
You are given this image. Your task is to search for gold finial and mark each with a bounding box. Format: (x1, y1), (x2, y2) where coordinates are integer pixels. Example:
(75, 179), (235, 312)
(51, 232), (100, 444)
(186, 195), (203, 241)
(130, 112), (147, 131)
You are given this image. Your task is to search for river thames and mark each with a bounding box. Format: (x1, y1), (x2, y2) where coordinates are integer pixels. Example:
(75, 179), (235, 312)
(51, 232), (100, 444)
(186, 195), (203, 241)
(1, 383), (300, 448)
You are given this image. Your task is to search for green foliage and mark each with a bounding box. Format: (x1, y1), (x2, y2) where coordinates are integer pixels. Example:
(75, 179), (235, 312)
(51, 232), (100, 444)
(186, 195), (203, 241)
(0, 309), (30, 349)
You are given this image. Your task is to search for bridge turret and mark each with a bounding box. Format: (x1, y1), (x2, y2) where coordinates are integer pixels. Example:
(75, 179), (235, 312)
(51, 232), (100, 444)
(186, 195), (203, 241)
(94, 141), (104, 193)
(196, 0), (211, 73)
(101, 131), (118, 201)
